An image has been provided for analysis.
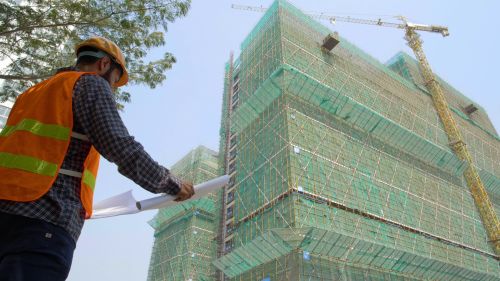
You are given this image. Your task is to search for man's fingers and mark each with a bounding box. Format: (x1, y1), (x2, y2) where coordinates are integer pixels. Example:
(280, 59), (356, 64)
(174, 181), (195, 202)
(186, 183), (194, 197)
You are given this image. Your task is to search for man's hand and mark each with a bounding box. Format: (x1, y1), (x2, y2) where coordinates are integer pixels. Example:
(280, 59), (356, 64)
(174, 181), (195, 202)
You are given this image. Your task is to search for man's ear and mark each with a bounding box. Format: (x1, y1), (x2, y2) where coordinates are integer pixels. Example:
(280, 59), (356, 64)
(97, 56), (111, 73)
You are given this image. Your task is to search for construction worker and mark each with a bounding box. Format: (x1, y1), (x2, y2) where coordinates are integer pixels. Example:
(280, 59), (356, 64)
(0, 37), (194, 280)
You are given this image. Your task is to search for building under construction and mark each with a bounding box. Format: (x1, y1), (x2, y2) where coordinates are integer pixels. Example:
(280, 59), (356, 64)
(147, 0), (500, 280)
(147, 146), (220, 281)
(215, 0), (499, 280)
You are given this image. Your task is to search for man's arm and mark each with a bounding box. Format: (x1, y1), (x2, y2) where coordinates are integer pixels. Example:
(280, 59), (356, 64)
(72, 74), (188, 196)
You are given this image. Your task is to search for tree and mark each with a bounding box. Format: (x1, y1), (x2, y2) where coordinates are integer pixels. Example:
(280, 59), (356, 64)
(0, 0), (191, 108)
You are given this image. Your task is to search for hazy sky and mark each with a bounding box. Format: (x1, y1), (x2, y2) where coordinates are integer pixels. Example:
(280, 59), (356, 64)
(67, 0), (500, 280)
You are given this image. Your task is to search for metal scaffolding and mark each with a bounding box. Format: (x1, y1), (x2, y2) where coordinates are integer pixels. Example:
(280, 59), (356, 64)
(215, 0), (500, 280)
(147, 146), (220, 281)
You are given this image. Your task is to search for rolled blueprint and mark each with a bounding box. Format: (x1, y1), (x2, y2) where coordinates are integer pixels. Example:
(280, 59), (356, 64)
(91, 190), (140, 219)
(91, 175), (229, 219)
(137, 175), (230, 210)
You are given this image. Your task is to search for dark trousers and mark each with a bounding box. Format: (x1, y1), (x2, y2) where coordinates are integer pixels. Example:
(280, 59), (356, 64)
(0, 212), (76, 281)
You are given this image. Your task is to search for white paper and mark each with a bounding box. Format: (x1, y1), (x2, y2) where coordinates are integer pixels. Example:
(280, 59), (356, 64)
(91, 190), (140, 219)
(138, 175), (230, 210)
(91, 175), (229, 219)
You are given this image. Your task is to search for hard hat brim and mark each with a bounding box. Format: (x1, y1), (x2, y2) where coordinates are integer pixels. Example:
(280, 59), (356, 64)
(114, 71), (128, 87)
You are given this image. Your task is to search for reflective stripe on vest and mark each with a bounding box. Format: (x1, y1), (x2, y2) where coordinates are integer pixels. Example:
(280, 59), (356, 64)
(0, 152), (58, 176)
(58, 168), (96, 192)
(83, 170), (97, 191)
(0, 118), (71, 141)
(0, 71), (100, 218)
(0, 117), (72, 176)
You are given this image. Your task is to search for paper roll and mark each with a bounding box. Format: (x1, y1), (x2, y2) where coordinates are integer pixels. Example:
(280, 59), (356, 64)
(91, 175), (230, 219)
(137, 175), (230, 210)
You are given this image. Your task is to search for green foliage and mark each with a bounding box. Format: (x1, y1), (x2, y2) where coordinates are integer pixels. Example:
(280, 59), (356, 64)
(0, 0), (191, 107)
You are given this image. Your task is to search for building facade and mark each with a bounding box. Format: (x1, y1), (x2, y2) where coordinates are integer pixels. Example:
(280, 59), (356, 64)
(214, 1), (500, 280)
(147, 146), (220, 281)
(0, 99), (13, 130)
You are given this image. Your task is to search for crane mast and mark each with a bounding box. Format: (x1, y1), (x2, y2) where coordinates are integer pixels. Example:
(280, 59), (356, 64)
(404, 27), (500, 255)
(232, 4), (500, 256)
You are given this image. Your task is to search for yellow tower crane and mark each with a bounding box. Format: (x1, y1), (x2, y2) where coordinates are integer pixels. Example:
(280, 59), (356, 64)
(232, 4), (500, 256)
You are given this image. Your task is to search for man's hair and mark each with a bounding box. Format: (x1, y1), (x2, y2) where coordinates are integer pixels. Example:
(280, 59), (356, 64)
(76, 46), (123, 77)
(75, 46), (102, 66)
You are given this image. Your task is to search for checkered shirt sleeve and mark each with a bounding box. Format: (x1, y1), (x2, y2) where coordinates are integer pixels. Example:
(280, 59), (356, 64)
(73, 74), (181, 195)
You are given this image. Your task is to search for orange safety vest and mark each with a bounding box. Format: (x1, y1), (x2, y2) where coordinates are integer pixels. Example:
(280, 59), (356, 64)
(0, 71), (100, 218)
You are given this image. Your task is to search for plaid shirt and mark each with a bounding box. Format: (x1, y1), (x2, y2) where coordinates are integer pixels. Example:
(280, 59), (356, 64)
(0, 73), (181, 242)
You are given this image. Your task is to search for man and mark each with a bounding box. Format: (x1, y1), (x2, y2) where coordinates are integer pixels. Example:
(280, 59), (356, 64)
(0, 37), (194, 280)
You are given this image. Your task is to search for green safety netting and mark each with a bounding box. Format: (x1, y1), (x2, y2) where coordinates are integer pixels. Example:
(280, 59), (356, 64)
(216, 0), (500, 280)
(147, 146), (220, 281)
(231, 65), (468, 177)
(148, 213), (217, 281)
(386, 51), (499, 142)
(215, 225), (500, 280)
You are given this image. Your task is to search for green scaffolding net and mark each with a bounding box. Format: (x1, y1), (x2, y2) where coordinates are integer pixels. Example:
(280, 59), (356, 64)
(147, 146), (220, 281)
(216, 0), (500, 280)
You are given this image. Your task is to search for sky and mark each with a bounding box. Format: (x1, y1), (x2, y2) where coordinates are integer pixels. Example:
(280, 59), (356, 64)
(67, 0), (500, 280)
